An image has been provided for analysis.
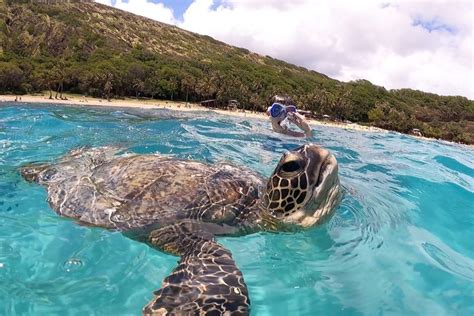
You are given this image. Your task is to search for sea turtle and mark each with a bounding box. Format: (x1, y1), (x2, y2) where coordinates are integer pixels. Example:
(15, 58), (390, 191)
(20, 144), (341, 315)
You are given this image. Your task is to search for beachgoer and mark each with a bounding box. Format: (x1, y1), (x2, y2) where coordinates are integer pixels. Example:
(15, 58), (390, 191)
(266, 102), (312, 137)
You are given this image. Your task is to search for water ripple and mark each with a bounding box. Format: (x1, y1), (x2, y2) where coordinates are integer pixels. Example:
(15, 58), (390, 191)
(1, 103), (473, 315)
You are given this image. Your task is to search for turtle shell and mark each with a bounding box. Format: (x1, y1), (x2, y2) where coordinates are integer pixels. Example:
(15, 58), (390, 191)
(25, 147), (264, 231)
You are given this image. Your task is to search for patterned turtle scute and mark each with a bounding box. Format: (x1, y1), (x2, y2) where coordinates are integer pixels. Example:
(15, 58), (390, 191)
(265, 171), (311, 218)
(20, 144), (340, 315)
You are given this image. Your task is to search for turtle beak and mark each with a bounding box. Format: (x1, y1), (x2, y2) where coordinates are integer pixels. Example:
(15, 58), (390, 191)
(303, 149), (340, 226)
(294, 144), (340, 227)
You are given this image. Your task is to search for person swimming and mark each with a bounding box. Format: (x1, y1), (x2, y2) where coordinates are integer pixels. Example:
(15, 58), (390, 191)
(266, 102), (312, 138)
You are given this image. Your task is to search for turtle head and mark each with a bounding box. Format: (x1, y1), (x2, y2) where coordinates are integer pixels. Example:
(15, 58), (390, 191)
(20, 163), (54, 184)
(262, 144), (340, 228)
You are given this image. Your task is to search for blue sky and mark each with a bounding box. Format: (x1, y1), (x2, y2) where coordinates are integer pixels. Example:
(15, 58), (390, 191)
(412, 17), (456, 34)
(96, 0), (473, 98)
(152, 0), (193, 19)
(109, 0), (194, 20)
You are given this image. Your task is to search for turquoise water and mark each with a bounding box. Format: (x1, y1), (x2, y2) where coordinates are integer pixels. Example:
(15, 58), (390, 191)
(1, 103), (473, 315)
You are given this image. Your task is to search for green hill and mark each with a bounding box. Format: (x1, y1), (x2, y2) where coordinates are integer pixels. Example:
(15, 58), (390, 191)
(1, 0), (473, 144)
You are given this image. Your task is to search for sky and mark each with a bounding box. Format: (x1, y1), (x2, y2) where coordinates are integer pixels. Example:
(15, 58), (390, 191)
(95, 0), (474, 99)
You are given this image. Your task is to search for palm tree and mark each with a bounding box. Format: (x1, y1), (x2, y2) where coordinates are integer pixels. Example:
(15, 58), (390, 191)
(181, 74), (195, 104)
(104, 73), (113, 101)
(52, 60), (66, 100)
(132, 79), (145, 99)
(43, 69), (54, 100)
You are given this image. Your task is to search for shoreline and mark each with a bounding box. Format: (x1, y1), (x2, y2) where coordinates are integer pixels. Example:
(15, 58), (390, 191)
(2, 94), (471, 147)
(0, 94), (386, 133)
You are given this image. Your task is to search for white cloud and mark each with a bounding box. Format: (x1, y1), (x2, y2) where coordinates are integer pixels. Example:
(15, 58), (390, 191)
(95, 0), (474, 98)
(96, 0), (177, 25)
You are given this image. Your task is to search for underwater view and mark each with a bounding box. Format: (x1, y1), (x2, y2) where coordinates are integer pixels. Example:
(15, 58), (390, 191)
(1, 103), (473, 315)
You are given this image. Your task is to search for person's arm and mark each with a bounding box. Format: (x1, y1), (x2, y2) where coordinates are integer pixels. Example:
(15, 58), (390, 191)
(270, 119), (304, 137)
(287, 113), (312, 137)
(269, 113), (311, 138)
(280, 125), (307, 137)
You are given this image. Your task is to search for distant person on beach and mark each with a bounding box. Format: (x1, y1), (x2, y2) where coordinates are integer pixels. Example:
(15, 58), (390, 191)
(266, 102), (312, 138)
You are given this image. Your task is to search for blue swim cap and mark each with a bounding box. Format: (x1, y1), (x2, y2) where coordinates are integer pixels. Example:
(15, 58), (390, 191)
(270, 103), (286, 118)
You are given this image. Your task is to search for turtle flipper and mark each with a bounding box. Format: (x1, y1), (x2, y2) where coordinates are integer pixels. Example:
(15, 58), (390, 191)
(143, 222), (250, 315)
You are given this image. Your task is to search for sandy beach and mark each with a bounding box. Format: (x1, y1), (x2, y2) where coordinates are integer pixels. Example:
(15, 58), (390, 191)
(1, 94), (390, 134)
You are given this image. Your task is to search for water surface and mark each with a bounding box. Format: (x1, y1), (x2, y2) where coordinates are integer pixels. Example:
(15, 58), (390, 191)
(1, 103), (473, 315)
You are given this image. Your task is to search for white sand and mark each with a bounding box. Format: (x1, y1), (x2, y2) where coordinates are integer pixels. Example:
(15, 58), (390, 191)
(1, 94), (386, 133)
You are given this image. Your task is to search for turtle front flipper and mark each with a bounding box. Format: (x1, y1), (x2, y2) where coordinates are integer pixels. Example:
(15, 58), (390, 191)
(143, 221), (250, 315)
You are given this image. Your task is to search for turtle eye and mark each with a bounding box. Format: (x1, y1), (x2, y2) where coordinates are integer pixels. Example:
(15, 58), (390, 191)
(280, 160), (303, 173)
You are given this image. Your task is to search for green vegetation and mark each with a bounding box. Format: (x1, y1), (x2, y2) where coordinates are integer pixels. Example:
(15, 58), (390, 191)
(1, 1), (473, 144)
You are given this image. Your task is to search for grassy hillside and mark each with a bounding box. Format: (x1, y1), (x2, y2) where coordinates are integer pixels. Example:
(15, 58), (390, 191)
(1, 0), (473, 144)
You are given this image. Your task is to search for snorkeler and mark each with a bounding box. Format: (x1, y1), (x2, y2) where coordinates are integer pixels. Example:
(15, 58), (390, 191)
(266, 102), (312, 138)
